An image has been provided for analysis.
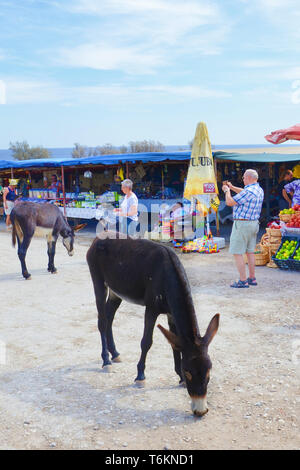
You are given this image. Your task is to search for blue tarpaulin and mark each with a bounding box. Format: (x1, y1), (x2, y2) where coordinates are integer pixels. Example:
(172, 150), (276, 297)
(0, 150), (299, 171)
(0, 160), (14, 170)
(0, 152), (191, 170)
(214, 151), (300, 163)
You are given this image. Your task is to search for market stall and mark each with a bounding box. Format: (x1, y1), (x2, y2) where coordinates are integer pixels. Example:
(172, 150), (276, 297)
(246, 203), (300, 271)
(214, 151), (300, 221)
(1, 150), (299, 232)
(0, 153), (191, 228)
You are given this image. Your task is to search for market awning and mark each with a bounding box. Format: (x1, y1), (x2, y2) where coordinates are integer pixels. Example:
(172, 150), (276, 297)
(0, 160), (15, 170)
(213, 151), (300, 163)
(1, 150), (300, 172)
(0, 152), (191, 170)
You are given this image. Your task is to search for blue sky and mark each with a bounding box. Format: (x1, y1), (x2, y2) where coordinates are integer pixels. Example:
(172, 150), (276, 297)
(0, 0), (300, 148)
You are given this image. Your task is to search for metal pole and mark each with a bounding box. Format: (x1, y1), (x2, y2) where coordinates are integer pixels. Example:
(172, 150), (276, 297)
(61, 165), (67, 218)
(266, 163), (270, 221)
(216, 208), (220, 236)
(213, 156), (220, 236)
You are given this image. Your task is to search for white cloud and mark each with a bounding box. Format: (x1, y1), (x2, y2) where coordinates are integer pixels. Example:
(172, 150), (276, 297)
(58, 43), (165, 74)
(54, 0), (228, 73)
(245, 0), (300, 40)
(3, 78), (231, 105)
(5, 79), (63, 104)
(241, 59), (282, 68)
(70, 0), (218, 22)
(0, 80), (6, 104)
(140, 85), (231, 99)
(281, 67), (300, 80)
(0, 48), (6, 61)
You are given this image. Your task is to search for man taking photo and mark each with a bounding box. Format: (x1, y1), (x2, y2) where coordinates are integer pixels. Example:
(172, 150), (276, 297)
(223, 169), (264, 288)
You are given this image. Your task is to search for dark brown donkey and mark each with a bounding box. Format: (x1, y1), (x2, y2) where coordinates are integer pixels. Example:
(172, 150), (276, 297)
(87, 235), (219, 416)
(11, 201), (74, 279)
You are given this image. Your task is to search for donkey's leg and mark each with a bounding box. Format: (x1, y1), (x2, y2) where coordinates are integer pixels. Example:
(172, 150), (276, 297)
(47, 234), (58, 273)
(95, 283), (112, 369)
(168, 315), (184, 385)
(18, 235), (33, 279)
(105, 292), (122, 362)
(135, 308), (158, 384)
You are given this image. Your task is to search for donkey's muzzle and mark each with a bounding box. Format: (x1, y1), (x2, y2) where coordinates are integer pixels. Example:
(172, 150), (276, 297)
(191, 395), (208, 417)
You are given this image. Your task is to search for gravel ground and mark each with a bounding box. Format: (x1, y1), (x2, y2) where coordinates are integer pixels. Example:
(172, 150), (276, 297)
(0, 229), (299, 450)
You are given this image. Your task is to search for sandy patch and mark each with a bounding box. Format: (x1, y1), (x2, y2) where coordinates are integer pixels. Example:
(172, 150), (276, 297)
(0, 231), (299, 450)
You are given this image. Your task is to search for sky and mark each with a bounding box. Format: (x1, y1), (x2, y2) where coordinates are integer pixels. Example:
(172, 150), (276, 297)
(0, 0), (300, 148)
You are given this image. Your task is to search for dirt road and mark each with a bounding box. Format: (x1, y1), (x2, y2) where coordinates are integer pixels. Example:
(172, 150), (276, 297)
(0, 230), (299, 450)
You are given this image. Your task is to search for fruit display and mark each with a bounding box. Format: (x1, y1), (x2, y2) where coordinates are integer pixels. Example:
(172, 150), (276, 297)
(275, 240), (297, 260)
(292, 204), (300, 212)
(279, 208), (296, 215)
(293, 246), (300, 261)
(268, 222), (281, 230)
(286, 213), (300, 228)
(274, 203), (300, 269)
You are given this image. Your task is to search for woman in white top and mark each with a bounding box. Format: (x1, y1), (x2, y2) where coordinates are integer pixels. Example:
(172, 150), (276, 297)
(114, 179), (139, 237)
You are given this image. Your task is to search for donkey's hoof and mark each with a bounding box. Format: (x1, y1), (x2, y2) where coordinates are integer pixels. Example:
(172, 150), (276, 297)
(48, 267), (57, 274)
(24, 274), (31, 280)
(102, 365), (113, 373)
(112, 355), (122, 363)
(134, 379), (146, 388)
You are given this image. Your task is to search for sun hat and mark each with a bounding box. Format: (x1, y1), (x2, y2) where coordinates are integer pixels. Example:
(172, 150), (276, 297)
(9, 179), (19, 185)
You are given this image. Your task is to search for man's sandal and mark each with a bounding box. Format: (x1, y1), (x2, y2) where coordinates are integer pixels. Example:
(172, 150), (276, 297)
(230, 280), (249, 288)
(247, 277), (257, 286)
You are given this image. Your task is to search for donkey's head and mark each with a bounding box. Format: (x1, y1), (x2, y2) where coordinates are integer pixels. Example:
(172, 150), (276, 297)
(158, 313), (219, 417)
(61, 227), (75, 256)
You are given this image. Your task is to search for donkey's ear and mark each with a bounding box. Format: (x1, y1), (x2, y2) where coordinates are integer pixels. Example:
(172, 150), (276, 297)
(157, 324), (182, 351)
(202, 314), (220, 346)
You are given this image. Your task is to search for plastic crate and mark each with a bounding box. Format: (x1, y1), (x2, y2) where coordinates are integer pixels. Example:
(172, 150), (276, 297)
(272, 236), (299, 270)
(289, 240), (300, 271)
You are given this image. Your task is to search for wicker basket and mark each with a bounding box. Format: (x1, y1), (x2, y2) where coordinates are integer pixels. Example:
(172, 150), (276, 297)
(279, 213), (292, 223)
(260, 233), (270, 246)
(267, 259), (278, 268)
(269, 243), (280, 255)
(257, 242), (269, 255)
(267, 228), (282, 238)
(244, 244), (269, 266)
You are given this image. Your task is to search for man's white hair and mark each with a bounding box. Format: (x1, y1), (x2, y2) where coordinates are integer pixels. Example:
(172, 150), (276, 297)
(245, 169), (259, 180)
(121, 178), (133, 189)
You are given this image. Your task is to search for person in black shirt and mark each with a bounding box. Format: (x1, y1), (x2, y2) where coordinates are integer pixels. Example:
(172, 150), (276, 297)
(278, 170), (293, 210)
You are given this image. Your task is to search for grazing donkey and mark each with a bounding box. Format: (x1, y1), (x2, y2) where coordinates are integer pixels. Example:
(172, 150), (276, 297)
(87, 234), (219, 416)
(11, 201), (74, 279)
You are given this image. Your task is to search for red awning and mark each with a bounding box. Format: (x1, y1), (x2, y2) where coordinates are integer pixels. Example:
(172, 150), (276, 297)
(265, 124), (300, 144)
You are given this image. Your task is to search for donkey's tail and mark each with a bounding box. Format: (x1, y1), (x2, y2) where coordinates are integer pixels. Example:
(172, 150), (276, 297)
(12, 219), (23, 247)
(12, 223), (16, 247)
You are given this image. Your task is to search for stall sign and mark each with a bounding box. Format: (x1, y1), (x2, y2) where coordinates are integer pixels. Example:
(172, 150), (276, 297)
(203, 183), (216, 193)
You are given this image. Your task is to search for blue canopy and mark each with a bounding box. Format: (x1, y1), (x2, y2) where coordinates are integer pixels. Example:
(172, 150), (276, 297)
(0, 152), (191, 170)
(0, 160), (15, 170)
(0, 150), (299, 171)
(214, 151), (300, 163)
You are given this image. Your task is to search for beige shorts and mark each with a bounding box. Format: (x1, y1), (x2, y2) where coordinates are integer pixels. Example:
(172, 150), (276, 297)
(4, 200), (14, 215)
(229, 220), (259, 255)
